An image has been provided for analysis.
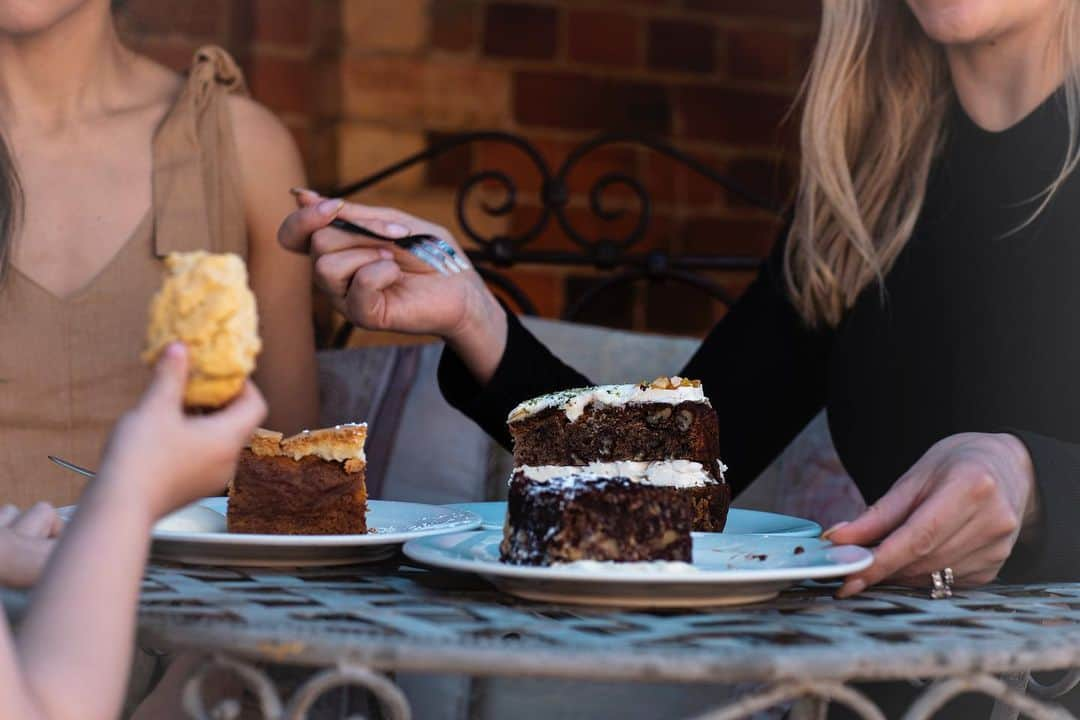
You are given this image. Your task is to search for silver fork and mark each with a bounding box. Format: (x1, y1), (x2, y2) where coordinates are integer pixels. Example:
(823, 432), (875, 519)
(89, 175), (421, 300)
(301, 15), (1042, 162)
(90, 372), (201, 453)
(49, 455), (96, 478)
(329, 218), (470, 276)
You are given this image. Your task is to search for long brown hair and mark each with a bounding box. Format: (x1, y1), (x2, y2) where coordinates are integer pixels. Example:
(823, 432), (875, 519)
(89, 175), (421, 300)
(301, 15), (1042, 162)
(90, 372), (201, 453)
(0, 134), (21, 283)
(786, 0), (1080, 327)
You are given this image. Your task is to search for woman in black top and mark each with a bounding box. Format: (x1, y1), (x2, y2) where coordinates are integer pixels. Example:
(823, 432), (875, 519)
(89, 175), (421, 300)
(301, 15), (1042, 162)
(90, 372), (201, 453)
(281, 0), (1080, 593)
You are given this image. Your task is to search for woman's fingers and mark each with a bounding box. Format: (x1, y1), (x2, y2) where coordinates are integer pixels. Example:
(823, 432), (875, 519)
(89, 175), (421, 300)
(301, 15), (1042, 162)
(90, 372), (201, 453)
(0, 533), (55, 588)
(290, 187), (322, 208)
(343, 260), (404, 330)
(836, 478), (975, 597)
(277, 198), (344, 253)
(144, 342), (189, 411)
(826, 473), (924, 547)
(0, 504), (19, 528)
(12, 501), (60, 539)
(313, 247), (392, 299)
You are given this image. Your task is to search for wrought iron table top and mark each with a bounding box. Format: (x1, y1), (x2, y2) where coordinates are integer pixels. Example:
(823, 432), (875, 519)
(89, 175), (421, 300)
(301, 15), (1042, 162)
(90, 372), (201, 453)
(129, 557), (1080, 686)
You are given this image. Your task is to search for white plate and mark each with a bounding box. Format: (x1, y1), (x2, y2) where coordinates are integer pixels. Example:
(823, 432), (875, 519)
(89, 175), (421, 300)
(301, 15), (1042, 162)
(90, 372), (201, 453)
(59, 497), (480, 567)
(445, 502), (822, 537)
(404, 531), (870, 608)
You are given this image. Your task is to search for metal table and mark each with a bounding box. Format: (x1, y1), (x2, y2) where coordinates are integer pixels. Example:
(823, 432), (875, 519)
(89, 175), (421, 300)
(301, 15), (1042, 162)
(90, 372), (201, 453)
(127, 558), (1080, 720)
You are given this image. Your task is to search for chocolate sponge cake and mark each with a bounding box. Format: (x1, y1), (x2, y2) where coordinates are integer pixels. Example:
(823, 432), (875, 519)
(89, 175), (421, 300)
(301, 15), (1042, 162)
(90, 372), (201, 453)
(228, 425), (368, 535)
(509, 378), (721, 473)
(507, 377), (729, 532)
(501, 469), (693, 566)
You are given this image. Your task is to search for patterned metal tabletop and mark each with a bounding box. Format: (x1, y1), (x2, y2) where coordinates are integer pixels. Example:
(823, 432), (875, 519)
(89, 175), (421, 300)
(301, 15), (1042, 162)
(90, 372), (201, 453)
(135, 558), (1080, 686)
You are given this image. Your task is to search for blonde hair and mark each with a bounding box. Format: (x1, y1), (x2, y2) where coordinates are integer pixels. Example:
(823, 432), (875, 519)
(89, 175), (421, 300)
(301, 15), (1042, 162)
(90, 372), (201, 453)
(786, 0), (1080, 327)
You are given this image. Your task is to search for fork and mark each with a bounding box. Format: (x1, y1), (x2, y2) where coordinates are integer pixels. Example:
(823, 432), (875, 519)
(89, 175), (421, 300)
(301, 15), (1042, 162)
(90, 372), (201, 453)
(329, 218), (470, 276)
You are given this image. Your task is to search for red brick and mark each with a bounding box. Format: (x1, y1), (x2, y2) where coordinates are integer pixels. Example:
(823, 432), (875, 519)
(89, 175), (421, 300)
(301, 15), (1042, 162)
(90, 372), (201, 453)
(678, 85), (793, 147)
(123, 0), (225, 37)
(683, 150), (729, 208)
(726, 28), (798, 83)
(425, 131), (475, 188)
(246, 54), (309, 115)
(483, 3), (559, 59)
(686, 0), (820, 23)
(560, 141), (639, 201)
(568, 9), (639, 68)
(723, 154), (795, 209)
(125, 38), (199, 72)
(432, 0), (478, 52)
(681, 216), (781, 257)
(473, 136), (563, 194)
(488, 268), (564, 318)
(515, 71), (671, 135)
(252, 0), (311, 46)
(511, 205), (670, 254)
(648, 18), (716, 74)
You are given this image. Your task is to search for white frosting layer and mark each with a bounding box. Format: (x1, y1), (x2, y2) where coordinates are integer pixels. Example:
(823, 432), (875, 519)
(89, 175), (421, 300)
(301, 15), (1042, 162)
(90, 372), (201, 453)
(508, 378), (708, 423)
(519, 459), (718, 488)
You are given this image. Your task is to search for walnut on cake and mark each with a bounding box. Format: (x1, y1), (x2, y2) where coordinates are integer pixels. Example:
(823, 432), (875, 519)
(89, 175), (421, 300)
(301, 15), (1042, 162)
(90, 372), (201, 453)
(228, 424), (368, 535)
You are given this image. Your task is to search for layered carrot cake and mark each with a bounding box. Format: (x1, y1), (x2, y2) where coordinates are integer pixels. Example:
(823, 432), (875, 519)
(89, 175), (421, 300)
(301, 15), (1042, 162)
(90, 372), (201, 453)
(507, 377), (729, 533)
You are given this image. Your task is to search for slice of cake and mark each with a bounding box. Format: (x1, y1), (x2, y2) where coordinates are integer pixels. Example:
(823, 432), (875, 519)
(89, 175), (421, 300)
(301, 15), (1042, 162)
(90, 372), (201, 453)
(500, 468), (693, 566)
(143, 251), (262, 409)
(227, 424), (368, 535)
(507, 377), (730, 532)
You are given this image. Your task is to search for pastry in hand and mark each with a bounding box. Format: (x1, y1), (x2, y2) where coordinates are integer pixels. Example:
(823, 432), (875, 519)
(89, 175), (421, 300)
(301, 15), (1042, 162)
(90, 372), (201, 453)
(143, 251), (262, 408)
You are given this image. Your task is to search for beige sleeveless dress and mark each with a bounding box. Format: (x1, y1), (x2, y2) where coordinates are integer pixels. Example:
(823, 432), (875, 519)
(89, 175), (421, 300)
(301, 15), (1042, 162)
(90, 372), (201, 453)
(0, 47), (249, 508)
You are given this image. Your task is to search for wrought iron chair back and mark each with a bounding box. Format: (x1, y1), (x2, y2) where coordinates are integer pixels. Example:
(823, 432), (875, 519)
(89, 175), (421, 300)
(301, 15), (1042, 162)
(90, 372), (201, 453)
(326, 131), (785, 349)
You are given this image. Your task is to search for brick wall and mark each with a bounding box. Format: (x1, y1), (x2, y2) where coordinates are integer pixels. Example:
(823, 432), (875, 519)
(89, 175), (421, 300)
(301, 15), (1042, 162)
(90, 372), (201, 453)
(120, 0), (819, 337)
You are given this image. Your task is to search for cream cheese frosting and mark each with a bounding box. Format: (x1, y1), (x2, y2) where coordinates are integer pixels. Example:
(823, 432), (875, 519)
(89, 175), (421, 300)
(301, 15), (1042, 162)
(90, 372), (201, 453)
(519, 459), (723, 488)
(508, 376), (709, 423)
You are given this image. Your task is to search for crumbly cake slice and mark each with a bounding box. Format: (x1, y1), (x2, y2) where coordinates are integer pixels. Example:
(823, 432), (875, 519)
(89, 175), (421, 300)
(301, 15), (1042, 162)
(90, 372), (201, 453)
(142, 251), (262, 409)
(227, 424), (368, 535)
(500, 469), (693, 566)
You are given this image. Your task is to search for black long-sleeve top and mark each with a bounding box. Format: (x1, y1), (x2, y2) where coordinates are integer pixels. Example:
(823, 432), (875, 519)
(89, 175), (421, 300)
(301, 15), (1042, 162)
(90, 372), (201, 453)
(440, 91), (1080, 583)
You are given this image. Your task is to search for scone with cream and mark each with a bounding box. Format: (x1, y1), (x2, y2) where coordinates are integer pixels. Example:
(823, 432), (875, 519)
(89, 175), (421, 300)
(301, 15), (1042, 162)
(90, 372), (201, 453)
(228, 424), (369, 535)
(143, 251), (261, 408)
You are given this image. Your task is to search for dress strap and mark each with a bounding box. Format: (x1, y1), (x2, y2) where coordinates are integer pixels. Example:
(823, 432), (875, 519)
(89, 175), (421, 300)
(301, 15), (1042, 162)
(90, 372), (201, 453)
(152, 46), (250, 258)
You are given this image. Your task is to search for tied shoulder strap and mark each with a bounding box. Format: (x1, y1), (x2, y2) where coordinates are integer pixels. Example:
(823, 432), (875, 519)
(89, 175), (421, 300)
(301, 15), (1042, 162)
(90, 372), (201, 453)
(152, 46), (250, 258)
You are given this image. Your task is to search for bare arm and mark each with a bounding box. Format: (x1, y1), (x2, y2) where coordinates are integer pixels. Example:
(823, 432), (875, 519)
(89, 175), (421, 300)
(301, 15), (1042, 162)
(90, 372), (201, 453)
(7, 346), (265, 720)
(231, 96), (320, 434)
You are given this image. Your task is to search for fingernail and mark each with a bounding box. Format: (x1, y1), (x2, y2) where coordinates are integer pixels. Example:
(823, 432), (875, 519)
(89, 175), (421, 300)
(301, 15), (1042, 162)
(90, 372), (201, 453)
(384, 223), (409, 238)
(317, 199), (345, 217)
(836, 578), (866, 599)
(378, 249), (393, 260)
(289, 187), (315, 197)
(821, 521), (849, 540)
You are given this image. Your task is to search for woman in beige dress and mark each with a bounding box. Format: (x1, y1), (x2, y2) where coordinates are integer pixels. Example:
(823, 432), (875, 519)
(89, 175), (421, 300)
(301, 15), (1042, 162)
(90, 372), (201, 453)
(0, 0), (320, 517)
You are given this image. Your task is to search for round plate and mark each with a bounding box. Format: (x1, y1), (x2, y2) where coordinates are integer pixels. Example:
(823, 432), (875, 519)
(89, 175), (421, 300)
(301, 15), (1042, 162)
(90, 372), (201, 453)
(59, 497), (480, 567)
(445, 502), (822, 537)
(403, 531), (871, 608)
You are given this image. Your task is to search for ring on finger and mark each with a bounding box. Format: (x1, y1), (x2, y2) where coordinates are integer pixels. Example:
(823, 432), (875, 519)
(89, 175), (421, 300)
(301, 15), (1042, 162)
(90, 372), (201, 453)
(930, 568), (954, 600)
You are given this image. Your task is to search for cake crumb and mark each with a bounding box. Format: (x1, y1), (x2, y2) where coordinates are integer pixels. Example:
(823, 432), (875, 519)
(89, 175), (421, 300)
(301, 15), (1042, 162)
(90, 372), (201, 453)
(794, 546), (805, 555)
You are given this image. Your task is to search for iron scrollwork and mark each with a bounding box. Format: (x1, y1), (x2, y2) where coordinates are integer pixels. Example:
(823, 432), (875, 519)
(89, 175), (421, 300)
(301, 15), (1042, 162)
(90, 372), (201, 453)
(326, 131), (782, 348)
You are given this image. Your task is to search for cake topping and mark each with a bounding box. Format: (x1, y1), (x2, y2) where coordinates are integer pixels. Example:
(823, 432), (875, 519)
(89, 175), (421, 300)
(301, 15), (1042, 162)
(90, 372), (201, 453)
(519, 459), (718, 488)
(508, 376), (709, 423)
(246, 423), (368, 471)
